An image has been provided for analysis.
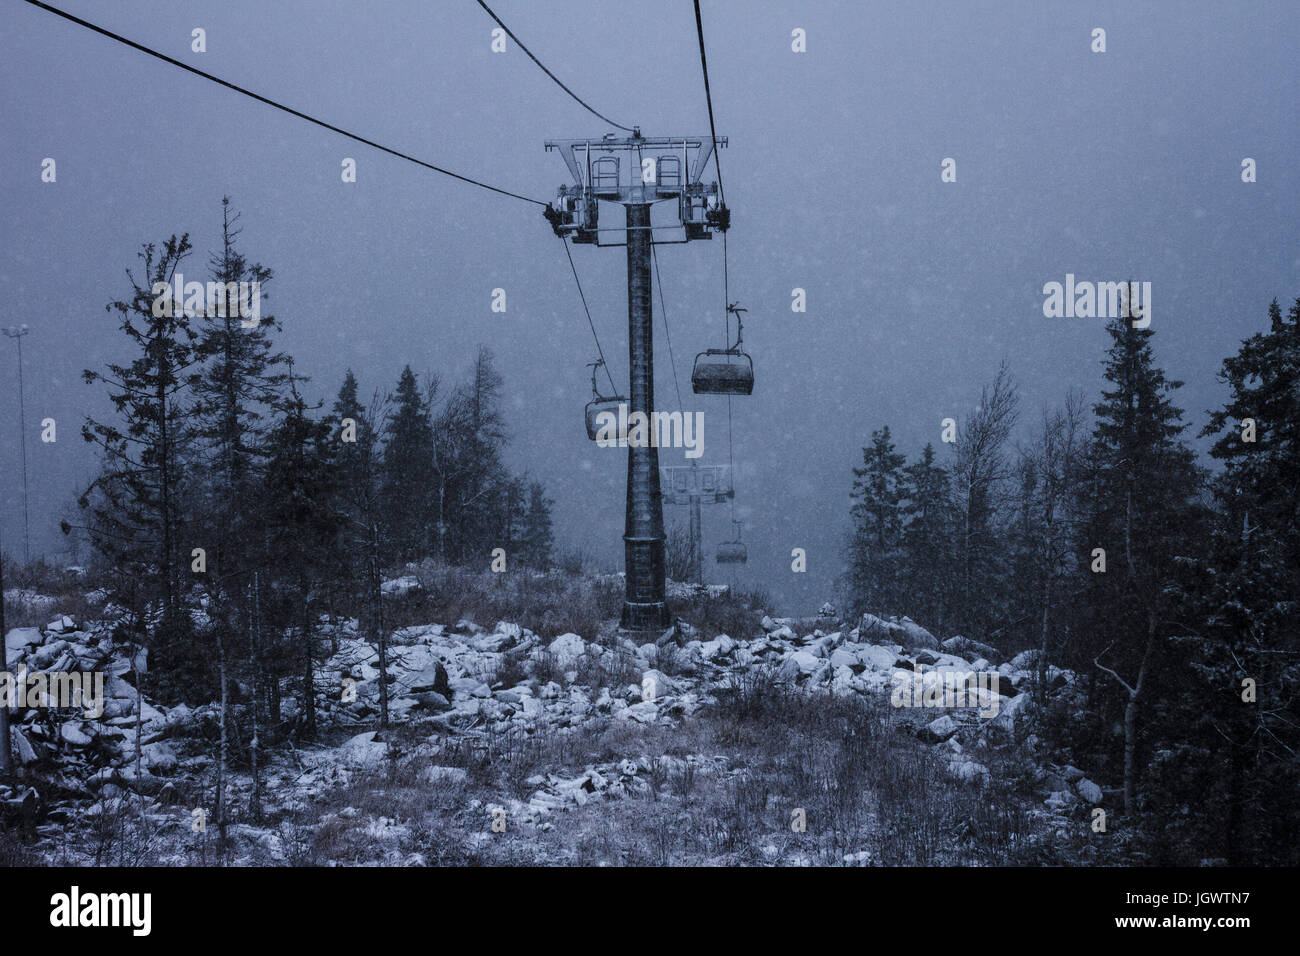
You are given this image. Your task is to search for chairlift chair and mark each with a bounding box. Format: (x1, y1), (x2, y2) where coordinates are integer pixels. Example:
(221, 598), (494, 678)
(692, 302), (754, 395)
(716, 521), (748, 565)
(584, 359), (626, 441)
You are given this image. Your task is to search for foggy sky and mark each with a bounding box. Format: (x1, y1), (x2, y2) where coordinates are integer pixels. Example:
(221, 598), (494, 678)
(2, 0), (1297, 614)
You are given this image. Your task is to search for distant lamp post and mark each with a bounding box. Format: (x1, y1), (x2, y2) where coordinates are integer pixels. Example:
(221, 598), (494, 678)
(3, 325), (30, 565)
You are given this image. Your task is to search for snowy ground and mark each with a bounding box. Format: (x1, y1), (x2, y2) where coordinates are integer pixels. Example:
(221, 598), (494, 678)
(1, 581), (1120, 866)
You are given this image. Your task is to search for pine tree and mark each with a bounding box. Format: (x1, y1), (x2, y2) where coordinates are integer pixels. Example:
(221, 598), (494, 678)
(324, 370), (365, 611)
(191, 198), (287, 584)
(951, 363), (1019, 638)
(435, 347), (509, 563)
(1078, 314), (1206, 814)
(331, 378), (392, 730)
(1019, 393), (1086, 693)
(379, 366), (437, 562)
(1171, 296), (1300, 862)
(849, 426), (907, 615)
(80, 235), (201, 632)
(520, 481), (555, 568)
(899, 443), (957, 631)
(262, 366), (340, 739)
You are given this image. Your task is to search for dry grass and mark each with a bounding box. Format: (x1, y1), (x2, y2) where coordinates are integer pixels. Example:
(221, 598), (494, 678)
(393, 563), (624, 641)
(264, 669), (1092, 866)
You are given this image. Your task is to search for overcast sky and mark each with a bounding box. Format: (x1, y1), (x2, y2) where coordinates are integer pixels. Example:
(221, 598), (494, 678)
(2, 0), (1296, 614)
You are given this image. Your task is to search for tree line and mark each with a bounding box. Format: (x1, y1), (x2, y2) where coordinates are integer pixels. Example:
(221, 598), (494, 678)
(64, 200), (554, 796)
(846, 302), (1300, 864)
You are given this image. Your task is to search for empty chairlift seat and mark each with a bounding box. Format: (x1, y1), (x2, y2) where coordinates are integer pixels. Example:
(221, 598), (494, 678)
(716, 540), (748, 564)
(585, 396), (626, 441)
(692, 349), (754, 395)
(584, 359), (625, 441)
(716, 521), (748, 564)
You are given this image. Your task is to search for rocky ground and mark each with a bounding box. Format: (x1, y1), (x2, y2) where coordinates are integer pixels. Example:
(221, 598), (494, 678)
(1, 577), (1122, 866)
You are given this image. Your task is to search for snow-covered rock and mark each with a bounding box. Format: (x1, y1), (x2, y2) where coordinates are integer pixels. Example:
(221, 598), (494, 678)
(546, 633), (586, 667)
(337, 731), (389, 769)
(4, 627), (42, 659)
(777, 650), (821, 681)
(918, 714), (960, 743)
(380, 575), (421, 596)
(1076, 778), (1103, 804)
(897, 617), (940, 650)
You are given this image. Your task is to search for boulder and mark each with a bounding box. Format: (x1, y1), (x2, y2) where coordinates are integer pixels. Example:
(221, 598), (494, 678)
(449, 677), (491, 699)
(1076, 778), (1104, 804)
(639, 669), (678, 699)
(546, 633), (586, 668)
(1009, 649), (1042, 671)
(618, 701), (659, 724)
(338, 731), (389, 769)
(4, 627), (41, 659)
(777, 651), (820, 681)
(140, 741), (179, 774)
(858, 614), (894, 643)
(1044, 789), (1078, 811)
(60, 723), (94, 747)
(700, 635), (736, 660)
(918, 714), (960, 744)
(858, 645), (898, 671)
(13, 729), (42, 764)
(409, 662), (451, 697)
(897, 617), (940, 650)
(829, 648), (861, 671)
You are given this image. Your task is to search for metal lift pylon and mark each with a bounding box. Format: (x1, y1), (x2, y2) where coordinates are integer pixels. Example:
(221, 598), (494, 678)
(545, 129), (728, 630)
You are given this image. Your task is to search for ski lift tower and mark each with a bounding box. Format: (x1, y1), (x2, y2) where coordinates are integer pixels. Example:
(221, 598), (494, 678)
(661, 462), (734, 585)
(545, 130), (728, 630)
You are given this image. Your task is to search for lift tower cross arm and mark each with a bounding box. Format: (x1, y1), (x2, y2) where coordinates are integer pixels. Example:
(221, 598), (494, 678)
(546, 130), (727, 631)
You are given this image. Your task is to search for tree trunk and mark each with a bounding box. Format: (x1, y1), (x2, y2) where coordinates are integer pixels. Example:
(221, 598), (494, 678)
(248, 576), (262, 822)
(157, 374), (175, 617)
(1037, 573), (1050, 703)
(0, 554), (12, 776)
(301, 579), (316, 738)
(1122, 690), (1138, 814)
(1122, 621), (1156, 815)
(370, 526), (389, 733)
(216, 631), (229, 844)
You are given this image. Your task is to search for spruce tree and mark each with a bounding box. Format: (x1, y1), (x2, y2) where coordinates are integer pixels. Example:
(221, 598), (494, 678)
(900, 443), (957, 631)
(1077, 314), (1206, 814)
(379, 366), (437, 562)
(80, 235), (201, 632)
(849, 426), (907, 615)
(951, 363), (1019, 638)
(191, 198), (287, 584)
(1171, 296), (1300, 863)
(520, 481), (555, 568)
(263, 367), (340, 738)
(435, 348), (509, 563)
